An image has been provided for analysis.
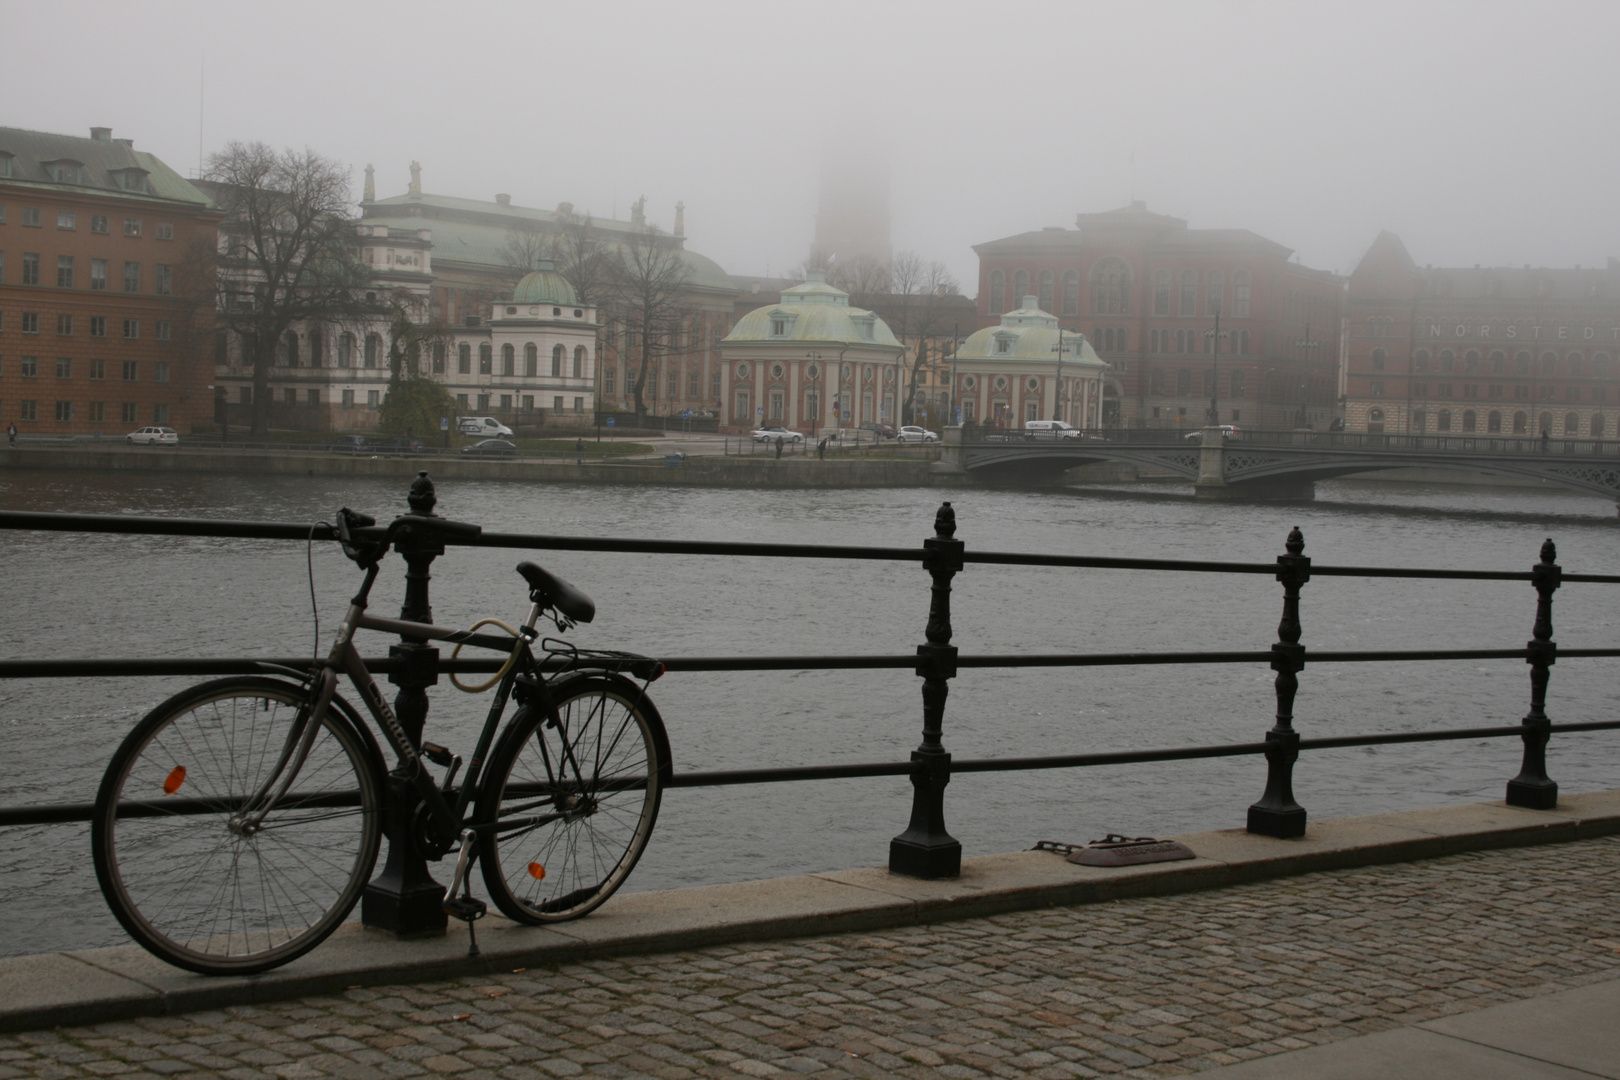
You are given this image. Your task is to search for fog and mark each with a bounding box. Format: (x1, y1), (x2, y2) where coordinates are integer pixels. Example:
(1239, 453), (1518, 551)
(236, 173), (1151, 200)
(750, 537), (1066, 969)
(7, 0), (1620, 285)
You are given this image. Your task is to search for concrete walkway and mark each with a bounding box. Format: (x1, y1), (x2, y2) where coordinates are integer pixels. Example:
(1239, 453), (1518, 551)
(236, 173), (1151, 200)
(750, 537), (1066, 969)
(2, 793), (1617, 1077)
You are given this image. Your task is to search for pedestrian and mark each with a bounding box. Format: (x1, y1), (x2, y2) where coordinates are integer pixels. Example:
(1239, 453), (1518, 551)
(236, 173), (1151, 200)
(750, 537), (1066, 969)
(817, 437), (827, 460)
(576, 437), (584, 465)
(1541, 429), (1550, 452)
(6, 422), (14, 448)
(774, 435), (784, 459)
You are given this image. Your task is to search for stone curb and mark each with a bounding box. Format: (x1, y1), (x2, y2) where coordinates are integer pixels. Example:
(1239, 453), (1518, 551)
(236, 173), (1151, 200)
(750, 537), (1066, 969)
(3, 790), (1616, 1034)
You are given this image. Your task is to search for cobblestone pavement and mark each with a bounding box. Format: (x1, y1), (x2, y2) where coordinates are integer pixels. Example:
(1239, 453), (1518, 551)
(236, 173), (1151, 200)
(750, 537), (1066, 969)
(5, 837), (1620, 1080)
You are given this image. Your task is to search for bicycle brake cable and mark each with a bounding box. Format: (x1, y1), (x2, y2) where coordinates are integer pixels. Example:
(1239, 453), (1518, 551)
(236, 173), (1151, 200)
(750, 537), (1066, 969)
(307, 521), (331, 661)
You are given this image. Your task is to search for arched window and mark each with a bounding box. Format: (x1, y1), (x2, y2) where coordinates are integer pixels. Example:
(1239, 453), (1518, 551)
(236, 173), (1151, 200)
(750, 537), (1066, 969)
(524, 343), (537, 377)
(431, 340), (444, 374)
(1063, 270), (1080, 315)
(1487, 409), (1502, 433)
(1594, 354), (1611, 378)
(309, 330), (323, 368)
(1593, 414), (1606, 437)
(1037, 270), (1054, 313)
(478, 343), (492, 374)
(1567, 352), (1584, 377)
(1414, 349), (1430, 373)
(1371, 348), (1386, 371)
(1091, 257), (1131, 315)
(339, 333), (355, 368)
(988, 270), (1005, 314)
(1412, 409), (1426, 433)
(1564, 411), (1580, 435)
(1538, 411), (1552, 435)
(1368, 407), (1385, 433)
(1462, 409), (1477, 432)
(458, 343), (471, 374)
(1440, 350), (1455, 374)
(284, 331), (299, 367)
(1178, 270), (1196, 316)
(1206, 271), (1224, 315)
(1014, 269), (1030, 306)
(1541, 351), (1557, 375)
(1437, 408), (1452, 432)
(1152, 270), (1170, 316)
(573, 345), (585, 377)
(1515, 350), (1531, 375)
(1489, 350), (1506, 375)
(501, 343), (515, 376)
(364, 333), (381, 368)
(1512, 410), (1528, 434)
(1464, 350), (1480, 374)
(1232, 271), (1251, 318)
(552, 344), (564, 377)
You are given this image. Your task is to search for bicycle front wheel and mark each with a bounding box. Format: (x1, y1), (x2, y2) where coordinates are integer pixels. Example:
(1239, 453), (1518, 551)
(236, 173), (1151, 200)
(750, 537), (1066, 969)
(92, 677), (383, 975)
(478, 676), (665, 923)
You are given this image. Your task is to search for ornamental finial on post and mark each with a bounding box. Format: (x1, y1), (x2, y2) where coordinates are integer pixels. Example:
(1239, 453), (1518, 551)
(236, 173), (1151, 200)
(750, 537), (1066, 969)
(408, 471), (437, 517)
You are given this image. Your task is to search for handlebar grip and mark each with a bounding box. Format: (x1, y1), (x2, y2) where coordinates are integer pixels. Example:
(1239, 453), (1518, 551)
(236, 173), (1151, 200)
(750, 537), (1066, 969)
(350, 512), (377, 528)
(400, 515), (481, 542)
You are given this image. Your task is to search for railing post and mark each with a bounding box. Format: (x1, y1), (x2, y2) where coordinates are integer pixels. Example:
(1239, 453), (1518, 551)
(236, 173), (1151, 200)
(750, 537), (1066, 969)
(890, 501), (963, 878)
(1248, 525), (1310, 838)
(362, 471), (449, 937)
(1507, 538), (1560, 809)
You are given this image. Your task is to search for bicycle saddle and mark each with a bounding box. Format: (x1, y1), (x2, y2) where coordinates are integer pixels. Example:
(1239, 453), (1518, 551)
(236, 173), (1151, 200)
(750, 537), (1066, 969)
(517, 561), (596, 624)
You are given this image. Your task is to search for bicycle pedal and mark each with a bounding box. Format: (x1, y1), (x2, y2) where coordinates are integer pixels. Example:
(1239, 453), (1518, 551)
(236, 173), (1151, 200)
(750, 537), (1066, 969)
(443, 895), (486, 922)
(421, 742), (454, 767)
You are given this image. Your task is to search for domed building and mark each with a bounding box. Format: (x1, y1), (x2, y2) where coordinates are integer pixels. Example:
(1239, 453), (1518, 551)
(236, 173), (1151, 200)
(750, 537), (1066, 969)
(952, 296), (1108, 428)
(720, 270), (907, 434)
(476, 261), (600, 420)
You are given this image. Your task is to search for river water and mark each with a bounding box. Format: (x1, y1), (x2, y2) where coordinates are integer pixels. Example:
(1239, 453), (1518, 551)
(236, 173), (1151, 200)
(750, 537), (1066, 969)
(2, 469), (1618, 959)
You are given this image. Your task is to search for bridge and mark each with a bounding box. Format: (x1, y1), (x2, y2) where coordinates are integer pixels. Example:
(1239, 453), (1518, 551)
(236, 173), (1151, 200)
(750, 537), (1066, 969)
(945, 427), (1620, 507)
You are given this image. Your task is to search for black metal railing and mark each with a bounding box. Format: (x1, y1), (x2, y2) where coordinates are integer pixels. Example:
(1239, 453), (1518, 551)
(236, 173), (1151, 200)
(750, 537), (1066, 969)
(2, 492), (1618, 887)
(964, 426), (1620, 457)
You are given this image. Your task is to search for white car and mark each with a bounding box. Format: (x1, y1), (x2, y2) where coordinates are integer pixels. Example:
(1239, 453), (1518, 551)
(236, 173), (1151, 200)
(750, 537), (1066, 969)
(897, 426), (938, 443)
(459, 416), (514, 438)
(126, 426), (179, 446)
(751, 426), (805, 444)
(1185, 425), (1241, 440)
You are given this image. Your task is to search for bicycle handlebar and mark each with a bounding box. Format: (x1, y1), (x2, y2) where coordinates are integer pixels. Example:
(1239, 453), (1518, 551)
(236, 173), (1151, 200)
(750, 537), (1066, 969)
(334, 508), (482, 567)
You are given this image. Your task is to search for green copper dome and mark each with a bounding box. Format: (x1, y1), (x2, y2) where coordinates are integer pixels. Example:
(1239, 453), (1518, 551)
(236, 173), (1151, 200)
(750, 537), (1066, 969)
(511, 261), (578, 305)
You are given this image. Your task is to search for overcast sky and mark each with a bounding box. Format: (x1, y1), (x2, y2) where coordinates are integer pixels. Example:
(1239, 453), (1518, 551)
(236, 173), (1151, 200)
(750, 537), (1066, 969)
(6, 0), (1619, 290)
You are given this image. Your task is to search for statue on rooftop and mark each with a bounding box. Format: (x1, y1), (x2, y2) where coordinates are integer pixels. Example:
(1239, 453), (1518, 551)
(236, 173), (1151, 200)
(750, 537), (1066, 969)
(408, 160), (422, 195)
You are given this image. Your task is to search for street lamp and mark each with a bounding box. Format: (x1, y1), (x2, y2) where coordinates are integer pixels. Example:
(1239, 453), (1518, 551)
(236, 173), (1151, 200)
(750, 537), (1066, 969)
(1204, 303), (1229, 426)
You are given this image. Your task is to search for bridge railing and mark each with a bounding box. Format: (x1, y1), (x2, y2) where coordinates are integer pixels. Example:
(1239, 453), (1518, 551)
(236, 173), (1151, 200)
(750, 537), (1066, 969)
(965, 426), (1620, 456)
(2, 490), (1618, 891)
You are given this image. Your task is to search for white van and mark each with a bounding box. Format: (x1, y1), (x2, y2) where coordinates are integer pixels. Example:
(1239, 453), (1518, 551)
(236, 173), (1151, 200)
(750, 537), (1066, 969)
(458, 416), (513, 438)
(1023, 420), (1084, 440)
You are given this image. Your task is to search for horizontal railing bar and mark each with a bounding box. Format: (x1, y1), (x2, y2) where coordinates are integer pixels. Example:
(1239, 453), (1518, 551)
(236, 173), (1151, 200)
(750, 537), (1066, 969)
(8, 719), (1615, 827)
(8, 511), (1618, 584)
(8, 646), (1620, 680)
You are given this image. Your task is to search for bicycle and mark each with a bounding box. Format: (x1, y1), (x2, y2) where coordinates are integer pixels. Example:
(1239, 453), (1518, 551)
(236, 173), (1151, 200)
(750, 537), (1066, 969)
(90, 506), (670, 975)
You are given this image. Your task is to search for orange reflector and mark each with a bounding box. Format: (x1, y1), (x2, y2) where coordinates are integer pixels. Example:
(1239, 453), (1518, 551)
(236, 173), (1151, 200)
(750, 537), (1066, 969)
(527, 862), (546, 880)
(163, 766), (187, 795)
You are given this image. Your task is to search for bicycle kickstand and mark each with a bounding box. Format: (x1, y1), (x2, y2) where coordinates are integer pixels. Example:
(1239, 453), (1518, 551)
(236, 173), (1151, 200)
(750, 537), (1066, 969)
(442, 829), (488, 957)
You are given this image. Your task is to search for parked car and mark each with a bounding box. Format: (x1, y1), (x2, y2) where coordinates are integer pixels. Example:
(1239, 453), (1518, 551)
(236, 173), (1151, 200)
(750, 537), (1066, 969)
(1184, 425), (1241, 441)
(857, 422), (897, 440)
(751, 426), (805, 444)
(370, 435), (428, 455)
(460, 439), (518, 458)
(126, 426), (179, 446)
(897, 426), (938, 443)
(458, 416), (514, 438)
(325, 434), (371, 454)
(1023, 420), (1085, 440)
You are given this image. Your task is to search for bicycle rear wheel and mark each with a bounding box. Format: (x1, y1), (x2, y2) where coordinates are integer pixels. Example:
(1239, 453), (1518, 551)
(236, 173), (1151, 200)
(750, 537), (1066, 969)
(477, 676), (665, 923)
(92, 677), (383, 975)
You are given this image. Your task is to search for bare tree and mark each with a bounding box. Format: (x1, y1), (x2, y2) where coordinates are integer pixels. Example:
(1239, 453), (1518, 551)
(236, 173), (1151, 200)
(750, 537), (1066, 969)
(892, 255), (960, 425)
(498, 221), (550, 282)
(604, 227), (694, 417)
(827, 252), (891, 304)
(547, 212), (614, 307)
(200, 142), (371, 435)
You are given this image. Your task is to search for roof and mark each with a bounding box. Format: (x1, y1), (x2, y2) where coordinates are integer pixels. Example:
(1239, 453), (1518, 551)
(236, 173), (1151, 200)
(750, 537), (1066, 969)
(0, 125), (210, 208)
(725, 271), (903, 349)
(974, 202), (1291, 260)
(956, 296), (1108, 368)
(512, 262), (577, 305)
(361, 191), (735, 293)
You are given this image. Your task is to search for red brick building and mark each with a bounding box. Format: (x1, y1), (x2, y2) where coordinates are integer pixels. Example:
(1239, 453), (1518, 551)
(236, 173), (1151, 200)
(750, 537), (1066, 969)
(972, 203), (1343, 429)
(1344, 231), (1620, 437)
(0, 126), (217, 437)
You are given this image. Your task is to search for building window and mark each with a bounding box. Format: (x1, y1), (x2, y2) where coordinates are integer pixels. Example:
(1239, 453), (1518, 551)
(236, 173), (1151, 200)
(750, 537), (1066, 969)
(1367, 407), (1385, 432)
(457, 342), (470, 373)
(668, 369), (679, 398)
(455, 393), (468, 409)
(574, 345), (585, 378)
(689, 369), (700, 397)
(1206, 271), (1224, 315)
(477, 393), (490, 411)
(1371, 349), (1386, 371)
(524, 343), (537, 377)
(552, 343), (564, 377)
(605, 368), (616, 394)
(56, 314), (73, 336)
(123, 262), (140, 292)
(90, 258), (107, 290)
(364, 333), (381, 368)
(57, 211), (76, 230)
(1593, 414), (1606, 437)
(122, 319), (138, 339)
(21, 312), (38, 334)
(1063, 270), (1081, 316)
(479, 343), (492, 374)
(122, 360), (138, 381)
(123, 401), (140, 422)
(22, 253), (40, 285)
(56, 256), (74, 288)
(1179, 270), (1196, 316)
(553, 395), (564, 413)
(367, 390), (380, 407)
(19, 400), (36, 421)
(339, 333), (355, 367)
(1485, 410), (1501, 433)
(1037, 270), (1054, 313)
(1370, 380), (1385, 397)
(19, 356), (38, 377)
(770, 318), (786, 336)
(90, 214), (109, 234)
(22, 207), (42, 227)
(308, 389), (320, 405)
(89, 317), (105, 338)
(1232, 271), (1251, 318)
(574, 396), (583, 413)
(156, 223), (174, 240)
(123, 218), (141, 237)
(1412, 409), (1427, 432)
(154, 264), (171, 295)
(1437, 409), (1451, 432)
(88, 359), (105, 381)
(237, 388), (251, 406)
(501, 343), (515, 376)
(1414, 349), (1430, 373)
(342, 389), (354, 407)
(283, 388), (296, 406)
(154, 362), (170, 383)
(988, 270), (1006, 314)
(88, 401), (104, 423)
(55, 357), (71, 379)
